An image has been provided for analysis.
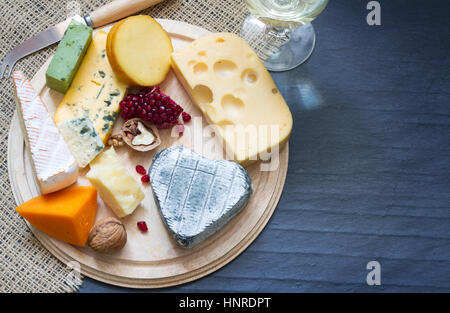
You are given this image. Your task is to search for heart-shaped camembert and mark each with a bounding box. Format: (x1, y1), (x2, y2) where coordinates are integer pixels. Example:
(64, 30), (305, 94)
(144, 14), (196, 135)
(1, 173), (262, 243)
(150, 146), (253, 248)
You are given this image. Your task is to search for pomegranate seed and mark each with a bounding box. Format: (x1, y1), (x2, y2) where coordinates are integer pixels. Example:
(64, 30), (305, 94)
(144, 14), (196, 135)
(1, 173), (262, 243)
(136, 165), (146, 175)
(177, 124), (184, 136)
(182, 112), (191, 122)
(141, 174), (150, 183)
(137, 221), (148, 232)
(120, 86), (186, 128)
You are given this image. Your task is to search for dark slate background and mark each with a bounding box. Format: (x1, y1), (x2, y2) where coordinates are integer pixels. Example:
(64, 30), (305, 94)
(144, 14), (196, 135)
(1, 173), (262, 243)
(80, 0), (450, 292)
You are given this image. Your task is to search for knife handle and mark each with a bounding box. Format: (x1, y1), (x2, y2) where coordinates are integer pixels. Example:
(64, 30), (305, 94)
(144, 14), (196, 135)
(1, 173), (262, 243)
(85, 0), (164, 28)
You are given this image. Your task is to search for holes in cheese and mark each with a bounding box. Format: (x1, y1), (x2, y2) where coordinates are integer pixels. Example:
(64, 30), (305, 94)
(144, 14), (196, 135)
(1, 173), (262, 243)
(193, 62), (208, 75)
(192, 84), (213, 105)
(213, 60), (238, 78)
(221, 94), (245, 118)
(217, 120), (235, 127)
(241, 69), (258, 84)
(171, 32), (293, 165)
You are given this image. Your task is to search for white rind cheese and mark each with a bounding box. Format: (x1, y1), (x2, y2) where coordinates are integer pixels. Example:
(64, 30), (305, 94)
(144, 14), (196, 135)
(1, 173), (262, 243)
(12, 70), (79, 194)
(57, 117), (105, 168)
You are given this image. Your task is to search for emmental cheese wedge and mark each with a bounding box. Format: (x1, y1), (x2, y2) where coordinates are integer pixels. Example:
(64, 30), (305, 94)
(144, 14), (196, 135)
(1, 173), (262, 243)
(16, 186), (97, 246)
(87, 148), (145, 218)
(12, 71), (79, 194)
(54, 31), (128, 144)
(171, 33), (293, 165)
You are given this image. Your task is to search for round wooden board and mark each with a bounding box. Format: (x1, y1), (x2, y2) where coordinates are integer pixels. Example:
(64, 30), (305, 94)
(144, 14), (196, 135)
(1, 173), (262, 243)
(7, 19), (289, 288)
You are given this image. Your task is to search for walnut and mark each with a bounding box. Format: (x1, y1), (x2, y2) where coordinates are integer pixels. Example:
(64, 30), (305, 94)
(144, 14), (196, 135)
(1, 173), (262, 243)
(106, 134), (124, 147)
(88, 217), (127, 253)
(121, 118), (161, 152)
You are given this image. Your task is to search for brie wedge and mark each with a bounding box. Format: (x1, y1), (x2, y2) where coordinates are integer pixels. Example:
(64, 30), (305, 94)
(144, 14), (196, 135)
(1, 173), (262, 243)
(12, 71), (79, 194)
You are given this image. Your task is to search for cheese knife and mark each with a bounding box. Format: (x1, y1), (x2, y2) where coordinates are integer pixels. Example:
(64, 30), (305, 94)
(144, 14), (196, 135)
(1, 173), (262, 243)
(0, 0), (163, 79)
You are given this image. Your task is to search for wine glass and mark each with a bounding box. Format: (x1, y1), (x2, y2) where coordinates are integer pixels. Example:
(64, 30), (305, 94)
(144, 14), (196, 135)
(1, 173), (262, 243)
(240, 0), (328, 72)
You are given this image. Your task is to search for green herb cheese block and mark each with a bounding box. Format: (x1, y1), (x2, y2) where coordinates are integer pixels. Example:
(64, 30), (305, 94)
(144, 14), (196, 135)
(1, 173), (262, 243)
(45, 20), (92, 93)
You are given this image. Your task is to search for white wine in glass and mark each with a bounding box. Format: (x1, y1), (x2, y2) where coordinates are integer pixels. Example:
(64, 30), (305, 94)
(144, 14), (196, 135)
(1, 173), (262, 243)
(241, 0), (328, 71)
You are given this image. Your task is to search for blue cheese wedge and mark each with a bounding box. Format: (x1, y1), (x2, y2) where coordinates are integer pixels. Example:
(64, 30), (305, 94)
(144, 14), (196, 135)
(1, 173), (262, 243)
(53, 31), (127, 144)
(57, 117), (104, 168)
(150, 146), (253, 248)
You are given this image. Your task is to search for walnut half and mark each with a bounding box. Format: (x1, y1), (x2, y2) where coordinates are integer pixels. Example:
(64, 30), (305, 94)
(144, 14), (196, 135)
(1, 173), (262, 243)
(88, 217), (127, 253)
(121, 118), (161, 152)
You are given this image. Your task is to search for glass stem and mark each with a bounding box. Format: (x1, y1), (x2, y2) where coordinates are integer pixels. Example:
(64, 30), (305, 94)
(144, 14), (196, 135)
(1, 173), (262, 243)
(266, 26), (291, 42)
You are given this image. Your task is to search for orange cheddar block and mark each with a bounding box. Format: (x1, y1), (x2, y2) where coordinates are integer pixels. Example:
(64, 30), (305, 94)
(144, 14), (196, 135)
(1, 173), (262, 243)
(16, 186), (98, 246)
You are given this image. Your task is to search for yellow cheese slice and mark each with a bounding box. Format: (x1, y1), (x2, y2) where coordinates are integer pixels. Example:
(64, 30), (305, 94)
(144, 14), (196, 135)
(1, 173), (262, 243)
(86, 147), (145, 218)
(171, 32), (293, 165)
(54, 31), (128, 144)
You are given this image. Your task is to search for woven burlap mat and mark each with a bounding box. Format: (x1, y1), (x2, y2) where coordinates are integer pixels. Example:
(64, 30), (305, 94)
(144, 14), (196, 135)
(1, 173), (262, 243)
(0, 0), (247, 293)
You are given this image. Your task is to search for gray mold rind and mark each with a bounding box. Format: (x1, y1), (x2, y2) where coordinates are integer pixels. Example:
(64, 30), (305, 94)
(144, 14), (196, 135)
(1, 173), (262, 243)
(150, 146), (253, 248)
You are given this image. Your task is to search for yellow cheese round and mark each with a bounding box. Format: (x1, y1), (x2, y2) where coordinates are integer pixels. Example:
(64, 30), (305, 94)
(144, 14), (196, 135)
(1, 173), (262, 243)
(107, 15), (173, 86)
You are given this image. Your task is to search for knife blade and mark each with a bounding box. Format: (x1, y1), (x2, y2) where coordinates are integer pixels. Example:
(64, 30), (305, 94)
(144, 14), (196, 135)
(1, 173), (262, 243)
(0, 0), (163, 79)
